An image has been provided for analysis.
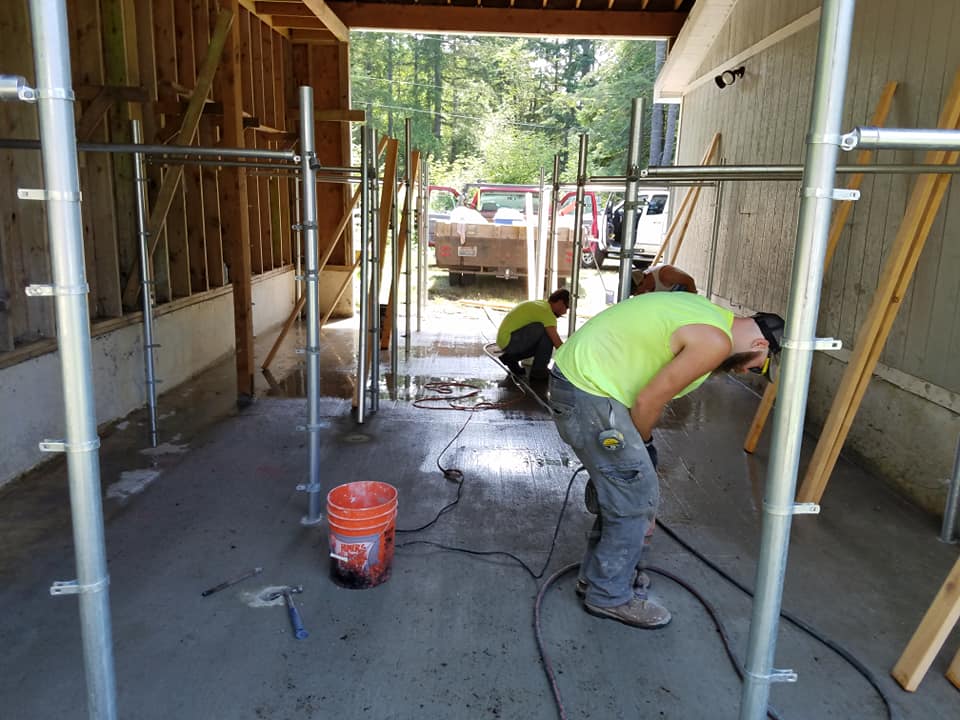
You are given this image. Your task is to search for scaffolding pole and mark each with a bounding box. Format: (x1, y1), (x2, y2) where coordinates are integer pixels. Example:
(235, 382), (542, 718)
(739, 0), (855, 717)
(368, 126), (382, 415)
(404, 118), (413, 357)
(23, 1), (117, 717)
(547, 155), (561, 293)
(357, 128), (371, 424)
(131, 121), (159, 449)
(566, 134), (589, 335)
(298, 86), (323, 526)
(619, 98), (644, 301)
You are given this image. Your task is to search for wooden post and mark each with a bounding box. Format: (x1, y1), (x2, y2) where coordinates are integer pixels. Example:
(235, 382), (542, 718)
(380, 149), (420, 349)
(798, 70), (960, 504)
(743, 82), (899, 453)
(321, 256), (361, 328)
(651, 133), (720, 266)
(216, 0), (254, 402)
(891, 555), (960, 691)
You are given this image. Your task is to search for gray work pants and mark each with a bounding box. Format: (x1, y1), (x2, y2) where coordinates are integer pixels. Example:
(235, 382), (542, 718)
(548, 367), (658, 607)
(500, 322), (554, 371)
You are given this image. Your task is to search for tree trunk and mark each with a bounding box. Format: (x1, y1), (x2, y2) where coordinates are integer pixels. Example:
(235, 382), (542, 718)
(662, 103), (679, 165)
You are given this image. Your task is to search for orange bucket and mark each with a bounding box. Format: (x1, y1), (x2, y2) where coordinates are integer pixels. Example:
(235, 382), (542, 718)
(327, 481), (398, 589)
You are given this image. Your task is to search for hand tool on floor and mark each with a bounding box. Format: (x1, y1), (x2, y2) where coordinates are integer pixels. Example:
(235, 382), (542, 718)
(265, 586), (308, 639)
(200, 566), (263, 597)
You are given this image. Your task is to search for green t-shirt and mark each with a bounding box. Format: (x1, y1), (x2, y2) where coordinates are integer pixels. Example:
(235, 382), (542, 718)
(497, 300), (557, 349)
(553, 293), (734, 407)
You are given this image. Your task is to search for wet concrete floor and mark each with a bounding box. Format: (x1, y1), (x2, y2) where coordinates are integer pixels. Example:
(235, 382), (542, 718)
(1, 283), (959, 719)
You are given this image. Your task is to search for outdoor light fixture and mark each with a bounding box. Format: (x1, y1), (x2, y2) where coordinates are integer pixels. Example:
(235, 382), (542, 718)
(714, 66), (745, 89)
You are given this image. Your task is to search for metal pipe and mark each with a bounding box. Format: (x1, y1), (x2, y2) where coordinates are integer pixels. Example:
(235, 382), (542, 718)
(0, 136), (297, 161)
(356, 127), (370, 424)
(537, 166), (547, 296)
(293, 173), (303, 305)
(148, 157), (299, 172)
(389, 150), (399, 390)
(298, 86), (323, 526)
(404, 118), (413, 359)
(27, 1), (117, 717)
(417, 162), (427, 334)
(369, 129), (382, 414)
(706, 164), (725, 300)
(619, 98), (644, 302)
(309, 162), (361, 173)
(131, 121), (158, 449)
(739, 1), (856, 717)
(547, 155), (561, 293)
(567, 133), (589, 336)
(0, 73), (36, 102)
(841, 126), (960, 151)
(940, 436), (960, 544)
(589, 164), (960, 184)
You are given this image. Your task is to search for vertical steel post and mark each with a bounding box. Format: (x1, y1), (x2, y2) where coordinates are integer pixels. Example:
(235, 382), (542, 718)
(298, 86), (323, 525)
(293, 174), (303, 305)
(356, 127), (370, 424)
(537, 167), (547, 295)
(739, 1), (856, 717)
(940, 436), (960, 543)
(369, 127), (382, 413)
(706, 164), (724, 300)
(404, 118), (413, 357)
(389, 135), (400, 384)
(131, 121), (159, 448)
(26, 1), (117, 717)
(417, 162), (428, 333)
(547, 155), (561, 293)
(619, 97), (644, 302)
(567, 134), (588, 336)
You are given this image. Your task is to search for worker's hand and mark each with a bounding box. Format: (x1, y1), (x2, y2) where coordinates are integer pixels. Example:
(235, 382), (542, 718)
(644, 437), (659, 469)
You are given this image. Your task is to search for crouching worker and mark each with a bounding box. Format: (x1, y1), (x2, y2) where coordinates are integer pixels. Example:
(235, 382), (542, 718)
(496, 288), (570, 381)
(548, 292), (783, 628)
(630, 263), (697, 295)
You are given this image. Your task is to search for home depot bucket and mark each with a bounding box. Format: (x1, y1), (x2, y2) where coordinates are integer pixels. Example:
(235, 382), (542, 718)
(327, 481), (398, 589)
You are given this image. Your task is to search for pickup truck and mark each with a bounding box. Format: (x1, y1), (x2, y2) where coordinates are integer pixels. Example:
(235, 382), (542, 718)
(430, 184), (601, 284)
(595, 189), (671, 268)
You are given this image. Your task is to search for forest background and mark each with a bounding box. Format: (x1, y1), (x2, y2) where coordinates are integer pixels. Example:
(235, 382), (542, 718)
(349, 33), (677, 196)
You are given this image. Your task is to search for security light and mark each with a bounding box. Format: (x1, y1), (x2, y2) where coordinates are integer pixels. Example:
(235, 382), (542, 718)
(714, 66), (745, 89)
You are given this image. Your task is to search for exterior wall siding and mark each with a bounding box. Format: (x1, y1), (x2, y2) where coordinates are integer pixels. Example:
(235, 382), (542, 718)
(672, 0), (960, 513)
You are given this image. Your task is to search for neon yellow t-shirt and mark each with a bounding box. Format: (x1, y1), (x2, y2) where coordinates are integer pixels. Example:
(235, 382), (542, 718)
(497, 300), (557, 349)
(553, 293), (733, 406)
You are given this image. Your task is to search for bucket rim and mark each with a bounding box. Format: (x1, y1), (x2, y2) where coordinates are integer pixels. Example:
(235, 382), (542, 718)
(327, 481), (398, 515)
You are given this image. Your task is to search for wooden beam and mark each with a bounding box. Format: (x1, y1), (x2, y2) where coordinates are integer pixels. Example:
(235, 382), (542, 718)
(272, 28), (292, 266)
(302, 0), (349, 42)
(288, 28), (338, 44)
(197, 0), (225, 288)
(74, 83), (148, 102)
(250, 15), (273, 270)
(266, 15), (329, 30)
(948, 646), (960, 690)
(218, 0), (256, 402)
(891, 555), (960, 691)
(798, 70), (960, 504)
(255, 1), (314, 16)
(320, 255), (360, 328)
(120, 8), (234, 307)
(324, 3), (686, 38)
(743, 82), (899, 454)
(75, 87), (115, 142)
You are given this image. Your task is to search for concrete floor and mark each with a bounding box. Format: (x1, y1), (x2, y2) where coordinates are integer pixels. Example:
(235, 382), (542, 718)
(1, 287), (958, 720)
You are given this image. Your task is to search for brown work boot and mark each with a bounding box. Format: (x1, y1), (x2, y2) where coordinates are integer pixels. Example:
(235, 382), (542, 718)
(583, 594), (671, 629)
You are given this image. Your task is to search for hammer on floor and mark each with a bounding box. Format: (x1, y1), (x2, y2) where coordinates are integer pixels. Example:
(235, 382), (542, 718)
(264, 586), (308, 640)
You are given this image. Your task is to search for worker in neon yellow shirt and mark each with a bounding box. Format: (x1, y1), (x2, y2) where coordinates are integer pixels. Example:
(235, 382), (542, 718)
(496, 288), (570, 381)
(549, 292), (783, 629)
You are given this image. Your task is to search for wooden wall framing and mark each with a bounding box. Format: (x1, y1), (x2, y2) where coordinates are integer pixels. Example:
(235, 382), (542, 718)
(0, 0), (312, 375)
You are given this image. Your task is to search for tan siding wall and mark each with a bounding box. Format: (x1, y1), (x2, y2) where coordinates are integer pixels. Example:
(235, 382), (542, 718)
(672, 0), (960, 512)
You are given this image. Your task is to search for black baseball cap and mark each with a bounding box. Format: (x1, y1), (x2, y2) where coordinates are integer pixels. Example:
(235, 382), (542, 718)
(752, 312), (785, 354)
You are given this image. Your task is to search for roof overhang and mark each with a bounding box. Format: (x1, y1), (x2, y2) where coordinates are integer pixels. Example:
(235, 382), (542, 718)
(654, 0), (738, 103)
(326, 3), (686, 40)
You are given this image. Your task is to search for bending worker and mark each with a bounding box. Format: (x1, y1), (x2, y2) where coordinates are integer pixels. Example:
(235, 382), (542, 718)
(548, 291), (783, 628)
(497, 288), (570, 381)
(630, 263), (697, 295)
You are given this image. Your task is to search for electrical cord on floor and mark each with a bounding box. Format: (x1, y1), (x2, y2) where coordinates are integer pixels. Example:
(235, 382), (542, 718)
(395, 415), (585, 580)
(653, 519), (895, 720)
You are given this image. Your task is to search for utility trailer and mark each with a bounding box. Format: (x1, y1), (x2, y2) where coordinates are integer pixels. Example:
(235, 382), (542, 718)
(433, 221), (575, 285)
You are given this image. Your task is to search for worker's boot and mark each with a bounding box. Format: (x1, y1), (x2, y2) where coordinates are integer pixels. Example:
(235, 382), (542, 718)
(576, 569), (650, 598)
(583, 593), (671, 629)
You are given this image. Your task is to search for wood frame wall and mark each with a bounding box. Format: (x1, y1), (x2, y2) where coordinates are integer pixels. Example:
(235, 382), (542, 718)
(0, 0), (353, 398)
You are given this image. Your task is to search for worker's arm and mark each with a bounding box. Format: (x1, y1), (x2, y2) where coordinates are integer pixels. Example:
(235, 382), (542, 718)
(660, 265), (698, 293)
(629, 324), (730, 440)
(545, 325), (563, 349)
